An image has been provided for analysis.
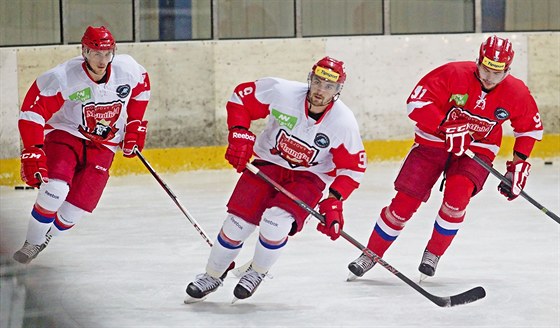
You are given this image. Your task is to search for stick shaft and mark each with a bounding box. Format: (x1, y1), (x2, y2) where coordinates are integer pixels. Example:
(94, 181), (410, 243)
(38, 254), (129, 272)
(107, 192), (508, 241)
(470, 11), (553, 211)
(135, 149), (214, 246)
(245, 162), (485, 307)
(464, 150), (559, 223)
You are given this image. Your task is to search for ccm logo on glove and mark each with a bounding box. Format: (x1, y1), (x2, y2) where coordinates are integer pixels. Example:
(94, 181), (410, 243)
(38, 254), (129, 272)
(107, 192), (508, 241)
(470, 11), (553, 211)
(20, 146), (49, 187)
(122, 120), (148, 158)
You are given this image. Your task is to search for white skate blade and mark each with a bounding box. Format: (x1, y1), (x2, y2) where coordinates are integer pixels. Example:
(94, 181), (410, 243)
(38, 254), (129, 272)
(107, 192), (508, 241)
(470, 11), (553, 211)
(419, 273), (430, 283)
(346, 272), (359, 281)
(231, 297), (240, 304)
(230, 261), (252, 278)
(184, 295), (207, 304)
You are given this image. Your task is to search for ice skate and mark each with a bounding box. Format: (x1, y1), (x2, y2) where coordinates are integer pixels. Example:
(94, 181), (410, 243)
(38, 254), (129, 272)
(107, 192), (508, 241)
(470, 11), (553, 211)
(184, 272), (225, 304)
(418, 248), (440, 281)
(231, 266), (267, 303)
(347, 253), (376, 281)
(13, 234), (52, 264)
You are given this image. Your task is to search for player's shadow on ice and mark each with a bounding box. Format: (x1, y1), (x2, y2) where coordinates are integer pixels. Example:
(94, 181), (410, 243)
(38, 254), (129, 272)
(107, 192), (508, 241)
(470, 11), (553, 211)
(183, 301), (313, 314)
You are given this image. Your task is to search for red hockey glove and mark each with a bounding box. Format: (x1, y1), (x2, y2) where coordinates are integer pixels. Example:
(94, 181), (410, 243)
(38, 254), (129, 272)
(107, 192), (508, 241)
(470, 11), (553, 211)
(316, 198), (344, 241)
(20, 146), (48, 187)
(122, 120), (148, 158)
(440, 119), (472, 156)
(225, 127), (256, 173)
(498, 160), (531, 201)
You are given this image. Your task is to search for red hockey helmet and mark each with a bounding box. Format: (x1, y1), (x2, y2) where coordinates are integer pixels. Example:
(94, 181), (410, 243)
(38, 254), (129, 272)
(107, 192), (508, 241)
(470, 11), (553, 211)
(81, 26), (116, 51)
(311, 56), (346, 84)
(477, 35), (514, 71)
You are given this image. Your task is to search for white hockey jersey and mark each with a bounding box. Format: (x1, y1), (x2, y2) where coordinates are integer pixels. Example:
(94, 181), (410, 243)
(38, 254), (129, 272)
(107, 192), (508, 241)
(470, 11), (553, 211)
(226, 77), (366, 200)
(19, 54), (150, 152)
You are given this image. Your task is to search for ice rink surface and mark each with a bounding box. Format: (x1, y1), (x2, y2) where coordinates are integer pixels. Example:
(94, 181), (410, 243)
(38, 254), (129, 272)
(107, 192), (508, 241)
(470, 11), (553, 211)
(1, 158), (558, 328)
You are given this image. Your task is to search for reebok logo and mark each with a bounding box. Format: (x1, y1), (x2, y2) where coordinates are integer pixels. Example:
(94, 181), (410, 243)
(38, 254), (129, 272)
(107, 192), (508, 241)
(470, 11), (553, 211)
(263, 218), (278, 227)
(230, 216), (244, 230)
(233, 132), (255, 142)
(45, 190), (59, 200)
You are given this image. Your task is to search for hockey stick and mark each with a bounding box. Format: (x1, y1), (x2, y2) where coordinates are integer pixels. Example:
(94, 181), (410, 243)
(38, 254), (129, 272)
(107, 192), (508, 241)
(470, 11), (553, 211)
(245, 162), (486, 307)
(464, 150), (560, 224)
(135, 148), (214, 246)
(134, 148), (250, 275)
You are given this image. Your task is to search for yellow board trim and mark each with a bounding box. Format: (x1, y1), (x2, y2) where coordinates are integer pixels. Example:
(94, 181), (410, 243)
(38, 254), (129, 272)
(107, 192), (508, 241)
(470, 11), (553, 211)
(1, 134), (558, 186)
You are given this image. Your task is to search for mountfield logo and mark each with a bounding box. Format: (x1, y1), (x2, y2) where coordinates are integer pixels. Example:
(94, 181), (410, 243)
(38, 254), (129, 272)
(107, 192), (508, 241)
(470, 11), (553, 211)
(79, 100), (123, 141)
(270, 130), (318, 168)
(83, 102), (123, 121)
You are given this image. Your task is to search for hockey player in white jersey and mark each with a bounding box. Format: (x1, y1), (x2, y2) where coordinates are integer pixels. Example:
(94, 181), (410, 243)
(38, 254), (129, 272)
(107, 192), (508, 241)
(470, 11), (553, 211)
(13, 26), (151, 264)
(185, 57), (367, 303)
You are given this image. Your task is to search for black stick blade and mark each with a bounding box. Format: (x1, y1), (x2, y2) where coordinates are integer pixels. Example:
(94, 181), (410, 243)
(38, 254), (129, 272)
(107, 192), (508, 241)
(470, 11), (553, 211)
(437, 286), (486, 307)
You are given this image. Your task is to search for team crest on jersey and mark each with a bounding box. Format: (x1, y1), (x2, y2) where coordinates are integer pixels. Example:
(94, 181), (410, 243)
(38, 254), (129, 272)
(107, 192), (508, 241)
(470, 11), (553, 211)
(116, 84), (131, 98)
(270, 130), (319, 168)
(69, 87), (92, 102)
(314, 133), (330, 148)
(78, 100), (123, 142)
(494, 107), (510, 120)
(446, 107), (497, 140)
(272, 109), (298, 130)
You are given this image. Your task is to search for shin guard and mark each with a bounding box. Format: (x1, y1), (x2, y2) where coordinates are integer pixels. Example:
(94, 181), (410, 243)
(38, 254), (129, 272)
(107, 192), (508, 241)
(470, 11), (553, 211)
(50, 201), (86, 236)
(367, 192), (421, 256)
(26, 204), (56, 245)
(426, 175), (474, 256)
(206, 214), (256, 277)
(251, 207), (293, 273)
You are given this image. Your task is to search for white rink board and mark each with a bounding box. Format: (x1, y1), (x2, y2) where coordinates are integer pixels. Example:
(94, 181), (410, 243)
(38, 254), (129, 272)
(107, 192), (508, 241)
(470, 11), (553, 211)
(1, 33), (558, 159)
